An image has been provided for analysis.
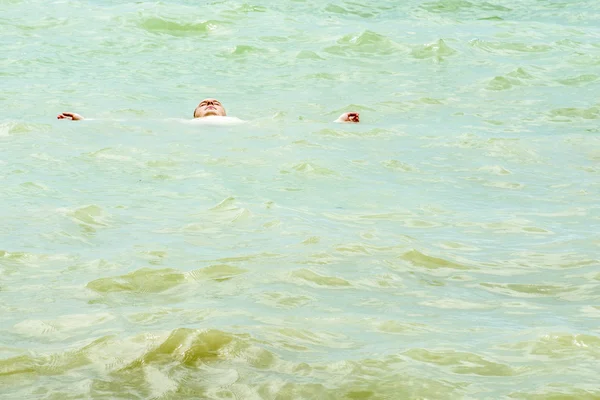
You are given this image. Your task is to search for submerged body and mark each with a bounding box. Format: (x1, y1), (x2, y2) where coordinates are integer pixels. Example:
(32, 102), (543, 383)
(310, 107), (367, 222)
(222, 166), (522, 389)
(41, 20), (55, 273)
(57, 98), (360, 123)
(183, 116), (245, 125)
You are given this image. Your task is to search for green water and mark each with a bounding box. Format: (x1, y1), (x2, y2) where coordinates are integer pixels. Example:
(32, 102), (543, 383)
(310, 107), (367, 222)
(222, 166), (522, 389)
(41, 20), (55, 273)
(1, 0), (600, 398)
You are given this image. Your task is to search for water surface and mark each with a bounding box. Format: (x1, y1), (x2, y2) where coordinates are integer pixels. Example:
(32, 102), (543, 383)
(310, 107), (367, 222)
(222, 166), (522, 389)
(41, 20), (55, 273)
(1, 0), (600, 398)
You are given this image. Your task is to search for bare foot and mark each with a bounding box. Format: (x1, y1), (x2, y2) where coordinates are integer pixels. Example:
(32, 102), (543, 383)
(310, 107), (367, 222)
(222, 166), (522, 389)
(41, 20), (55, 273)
(57, 112), (84, 121)
(336, 112), (360, 123)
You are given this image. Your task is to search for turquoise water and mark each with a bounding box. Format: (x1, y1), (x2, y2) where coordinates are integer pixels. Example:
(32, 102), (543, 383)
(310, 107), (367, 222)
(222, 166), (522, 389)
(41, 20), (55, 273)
(2, 0), (600, 398)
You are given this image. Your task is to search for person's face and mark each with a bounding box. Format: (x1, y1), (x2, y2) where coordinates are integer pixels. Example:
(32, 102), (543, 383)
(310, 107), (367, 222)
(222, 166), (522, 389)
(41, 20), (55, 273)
(194, 98), (226, 118)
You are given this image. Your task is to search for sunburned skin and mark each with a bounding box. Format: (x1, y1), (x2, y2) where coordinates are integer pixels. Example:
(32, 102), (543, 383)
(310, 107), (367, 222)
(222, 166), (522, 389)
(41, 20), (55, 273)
(335, 112), (360, 123)
(57, 112), (84, 121)
(57, 98), (360, 123)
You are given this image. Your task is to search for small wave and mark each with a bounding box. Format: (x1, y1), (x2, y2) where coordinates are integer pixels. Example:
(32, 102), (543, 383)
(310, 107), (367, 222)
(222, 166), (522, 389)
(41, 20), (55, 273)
(510, 386), (600, 399)
(87, 267), (186, 294)
(477, 165), (512, 175)
(470, 39), (552, 54)
(549, 106), (600, 121)
(218, 44), (271, 58)
(421, 0), (512, 14)
(377, 320), (430, 335)
(557, 74), (599, 86)
(486, 67), (537, 90)
(404, 348), (516, 376)
(503, 332), (600, 359)
(291, 268), (352, 287)
(280, 161), (339, 176)
(324, 4), (376, 18)
(400, 249), (476, 270)
(479, 282), (576, 298)
(1, 329), (471, 398)
(12, 313), (114, 340)
(296, 50), (324, 60)
(138, 17), (226, 36)
(0, 121), (51, 137)
(324, 30), (403, 56)
(410, 39), (457, 62)
(256, 291), (314, 309)
(62, 205), (109, 227)
(186, 264), (247, 282)
(221, 3), (268, 18)
(381, 160), (419, 172)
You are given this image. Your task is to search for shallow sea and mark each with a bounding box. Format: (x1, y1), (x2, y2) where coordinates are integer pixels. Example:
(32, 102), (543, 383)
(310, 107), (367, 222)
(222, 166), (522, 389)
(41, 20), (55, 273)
(1, 0), (600, 398)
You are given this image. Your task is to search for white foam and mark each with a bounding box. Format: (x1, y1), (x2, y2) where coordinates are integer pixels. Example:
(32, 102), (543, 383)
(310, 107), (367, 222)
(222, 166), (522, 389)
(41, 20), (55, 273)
(179, 116), (245, 126)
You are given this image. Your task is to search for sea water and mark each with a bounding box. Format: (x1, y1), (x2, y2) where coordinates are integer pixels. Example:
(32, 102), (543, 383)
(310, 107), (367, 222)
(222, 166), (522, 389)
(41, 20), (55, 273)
(1, 0), (599, 398)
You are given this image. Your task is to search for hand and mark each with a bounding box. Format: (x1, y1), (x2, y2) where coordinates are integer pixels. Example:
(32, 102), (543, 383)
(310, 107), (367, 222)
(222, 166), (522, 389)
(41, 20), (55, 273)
(337, 112), (360, 123)
(57, 112), (84, 121)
